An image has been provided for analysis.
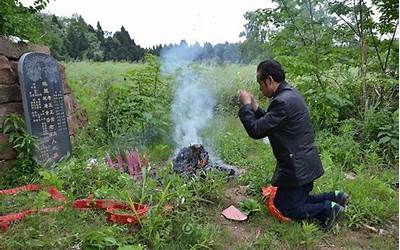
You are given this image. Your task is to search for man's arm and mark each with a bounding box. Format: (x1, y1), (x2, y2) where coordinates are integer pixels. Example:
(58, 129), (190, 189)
(238, 99), (287, 139)
(251, 96), (266, 119)
(254, 106), (266, 119)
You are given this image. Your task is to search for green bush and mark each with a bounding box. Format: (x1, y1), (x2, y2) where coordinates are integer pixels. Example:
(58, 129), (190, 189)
(99, 54), (172, 147)
(0, 114), (40, 187)
(362, 108), (399, 166)
(294, 70), (355, 132)
(316, 120), (362, 172)
(65, 61), (136, 123)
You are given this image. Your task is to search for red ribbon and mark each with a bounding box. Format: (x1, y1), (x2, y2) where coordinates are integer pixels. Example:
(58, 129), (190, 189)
(73, 198), (148, 224)
(0, 184), (66, 231)
(0, 184), (148, 232)
(261, 186), (291, 223)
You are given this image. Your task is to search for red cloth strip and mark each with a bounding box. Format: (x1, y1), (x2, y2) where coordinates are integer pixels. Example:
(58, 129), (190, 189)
(0, 184), (41, 195)
(73, 199), (148, 224)
(0, 184), (65, 232)
(261, 186), (291, 223)
(0, 184), (147, 232)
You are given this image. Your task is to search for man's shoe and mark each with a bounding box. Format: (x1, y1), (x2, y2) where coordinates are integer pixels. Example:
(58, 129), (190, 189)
(334, 191), (349, 207)
(323, 202), (345, 230)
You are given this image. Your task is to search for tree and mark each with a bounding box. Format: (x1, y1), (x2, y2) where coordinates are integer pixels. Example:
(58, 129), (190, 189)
(369, 0), (398, 75)
(240, 0), (398, 133)
(329, 0), (371, 109)
(113, 26), (142, 61)
(103, 36), (119, 61)
(328, 0), (399, 110)
(203, 42), (215, 60)
(242, 0), (337, 87)
(64, 15), (89, 59)
(0, 0), (50, 42)
(41, 14), (67, 60)
(96, 22), (105, 44)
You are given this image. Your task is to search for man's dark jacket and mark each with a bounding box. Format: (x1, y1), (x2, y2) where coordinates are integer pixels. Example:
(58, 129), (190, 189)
(239, 81), (324, 187)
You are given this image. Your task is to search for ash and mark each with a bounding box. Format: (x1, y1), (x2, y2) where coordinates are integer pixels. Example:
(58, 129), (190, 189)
(173, 144), (240, 177)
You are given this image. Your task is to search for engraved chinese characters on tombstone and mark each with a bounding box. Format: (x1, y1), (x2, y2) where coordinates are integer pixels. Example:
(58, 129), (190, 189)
(18, 52), (71, 167)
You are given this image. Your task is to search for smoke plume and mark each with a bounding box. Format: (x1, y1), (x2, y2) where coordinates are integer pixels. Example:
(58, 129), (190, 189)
(160, 45), (216, 151)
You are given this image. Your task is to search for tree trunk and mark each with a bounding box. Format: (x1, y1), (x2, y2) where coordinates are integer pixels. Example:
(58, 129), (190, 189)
(306, 0), (324, 89)
(359, 0), (368, 112)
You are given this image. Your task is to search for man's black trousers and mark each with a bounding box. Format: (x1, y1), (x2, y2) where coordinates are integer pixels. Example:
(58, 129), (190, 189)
(274, 182), (334, 221)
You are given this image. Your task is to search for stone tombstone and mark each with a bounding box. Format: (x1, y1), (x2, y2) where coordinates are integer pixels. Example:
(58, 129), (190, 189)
(18, 52), (71, 167)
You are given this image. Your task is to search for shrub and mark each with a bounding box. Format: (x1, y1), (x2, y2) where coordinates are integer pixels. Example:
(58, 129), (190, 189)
(99, 54), (172, 147)
(362, 108), (399, 166)
(294, 71), (355, 132)
(0, 114), (40, 187)
(316, 120), (362, 172)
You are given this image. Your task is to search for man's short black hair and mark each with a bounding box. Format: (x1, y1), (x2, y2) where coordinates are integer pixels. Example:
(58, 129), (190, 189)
(256, 59), (285, 83)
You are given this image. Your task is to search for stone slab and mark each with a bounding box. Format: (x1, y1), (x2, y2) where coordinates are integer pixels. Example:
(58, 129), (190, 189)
(67, 116), (77, 136)
(63, 83), (72, 95)
(64, 94), (78, 115)
(58, 63), (72, 95)
(0, 102), (23, 125)
(0, 55), (17, 84)
(9, 60), (19, 81)
(0, 133), (15, 160)
(0, 160), (13, 174)
(18, 52), (71, 167)
(9, 59), (18, 72)
(0, 38), (50, 60)
(0, 84), (21, 103)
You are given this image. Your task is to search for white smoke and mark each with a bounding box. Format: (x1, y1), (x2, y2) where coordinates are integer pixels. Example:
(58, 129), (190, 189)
(161, 45), (216, 151)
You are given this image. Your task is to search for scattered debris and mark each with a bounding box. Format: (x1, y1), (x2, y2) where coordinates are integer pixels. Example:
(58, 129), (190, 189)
(163, 204), (174, 214)
(362, 223), (390, 236)
(345, 172), (357, 180)
(213, 159), (244, 177)
(6, 35), (29, 43)
(363, 223), (378, 233)
(237, 185), (250, 195)
(87, 158), (98, 167)
(378, 229), (389, 236)
(221, 205), (248, 221)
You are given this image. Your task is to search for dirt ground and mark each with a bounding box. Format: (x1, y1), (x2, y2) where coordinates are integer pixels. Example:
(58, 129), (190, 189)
(215, 185), (399, 250)
(217, 185), (269, 249)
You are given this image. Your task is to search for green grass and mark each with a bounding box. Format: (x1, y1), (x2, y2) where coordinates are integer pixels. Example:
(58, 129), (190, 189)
(64, 61), (143, 123)
(0, 61), (398, 249)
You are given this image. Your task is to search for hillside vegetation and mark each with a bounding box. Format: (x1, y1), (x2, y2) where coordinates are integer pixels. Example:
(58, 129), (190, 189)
(1, 59), (398, 249)
(0, 0), (398, 249)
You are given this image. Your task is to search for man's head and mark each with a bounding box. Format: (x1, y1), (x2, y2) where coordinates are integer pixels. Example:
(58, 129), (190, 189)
(256, 60), (285, 98)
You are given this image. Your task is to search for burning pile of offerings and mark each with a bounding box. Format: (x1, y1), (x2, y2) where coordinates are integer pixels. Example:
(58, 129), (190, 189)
(173, 144), (239, 177)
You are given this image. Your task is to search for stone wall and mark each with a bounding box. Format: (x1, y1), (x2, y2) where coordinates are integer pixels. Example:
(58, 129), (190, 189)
(0, 38), (87, 169)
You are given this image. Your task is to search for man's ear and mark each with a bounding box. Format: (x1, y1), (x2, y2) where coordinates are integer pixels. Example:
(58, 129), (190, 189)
(267, 75), (272, 82)
(268, 75), (276, 84)
(266, 75), (272, 85)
